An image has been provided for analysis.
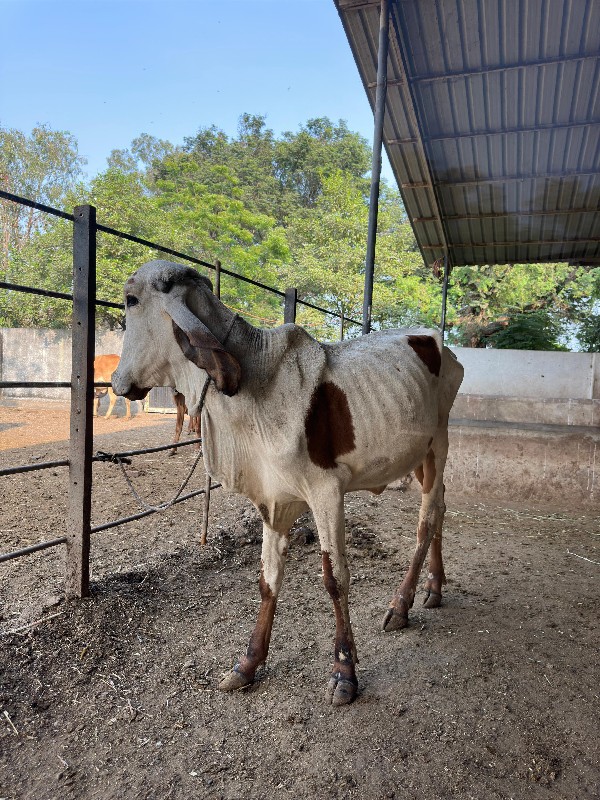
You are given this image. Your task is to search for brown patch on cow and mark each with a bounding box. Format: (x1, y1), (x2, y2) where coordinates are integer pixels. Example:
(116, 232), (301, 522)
(322, 553), (355, 680)
(258, 504), (269, 526)
(414, 464), (424, 486)
(305, 382), (355, 469)
(367, 486), (386, 496)
(407, 335), (441, 376)
(237, 569), (277, 678)
(322, 551), (339, 601)
(421, 449), (436, 494)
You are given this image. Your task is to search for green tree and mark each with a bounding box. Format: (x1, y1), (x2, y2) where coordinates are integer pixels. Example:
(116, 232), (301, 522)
(489, 310), (567, 350)
(154, 156), (289, 325)
(577, 311), (600, 352)
(0, 124), (85, 279)
(447, 263), (597, 348)
(274, 117), (371, 210)
(5, 168), (175, 328)
(284, 172), (440, 339)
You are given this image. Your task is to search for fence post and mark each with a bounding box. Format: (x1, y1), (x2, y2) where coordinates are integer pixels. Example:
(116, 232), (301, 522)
(200, 475), (211, 546)
(215, 259), (221, 299)
(284, 288), (297, 324)
(339, 314), (345, 341)
(200, 260), (222, 545)
(65, 204), (96, 599)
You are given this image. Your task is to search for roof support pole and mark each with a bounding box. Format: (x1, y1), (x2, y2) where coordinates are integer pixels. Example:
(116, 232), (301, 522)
(362, 0), (390, 335)
(440, 251), (449, 338)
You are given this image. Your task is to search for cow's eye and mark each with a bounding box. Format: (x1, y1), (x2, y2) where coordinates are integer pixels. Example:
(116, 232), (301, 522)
(126, 294), (139, 308)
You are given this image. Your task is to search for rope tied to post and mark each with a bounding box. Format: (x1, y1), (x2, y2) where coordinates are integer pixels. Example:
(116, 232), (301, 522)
(96, 444), (205, 512)
(96, 374), (212, 513)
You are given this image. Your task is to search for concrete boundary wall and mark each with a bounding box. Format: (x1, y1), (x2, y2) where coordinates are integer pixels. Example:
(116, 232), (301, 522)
(451, 346), (600, 400)
(1, 328), (599, 408)
(0, 328), (124, 400)
(446, 421), (598, 510)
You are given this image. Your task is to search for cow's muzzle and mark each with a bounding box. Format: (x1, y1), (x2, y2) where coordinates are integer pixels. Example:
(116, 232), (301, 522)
(123, 384), (151, 401)
(112, 372), (151, 401)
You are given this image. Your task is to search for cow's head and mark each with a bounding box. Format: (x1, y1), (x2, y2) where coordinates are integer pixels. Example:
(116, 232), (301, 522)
(111, 260), (241, 406)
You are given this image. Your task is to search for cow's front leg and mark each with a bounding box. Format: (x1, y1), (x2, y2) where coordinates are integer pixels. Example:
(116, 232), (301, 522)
(383, 428), (449, 631)
(105, 388), (118, 419)
(219, 521), (288, 691)
(313, 491), (358, 706)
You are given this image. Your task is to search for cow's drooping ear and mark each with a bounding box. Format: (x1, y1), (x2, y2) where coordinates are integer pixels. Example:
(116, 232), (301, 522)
(162, 293), (241, 396)
(172, 322), (241, 396)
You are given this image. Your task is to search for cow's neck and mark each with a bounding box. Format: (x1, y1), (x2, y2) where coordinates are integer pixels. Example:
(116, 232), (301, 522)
(198, 290), (268, 366)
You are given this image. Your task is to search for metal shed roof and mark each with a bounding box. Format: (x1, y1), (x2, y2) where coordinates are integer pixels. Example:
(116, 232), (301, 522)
(335, 0), (600, 271)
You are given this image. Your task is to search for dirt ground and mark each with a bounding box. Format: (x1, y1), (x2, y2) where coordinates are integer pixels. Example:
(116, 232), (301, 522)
(1, 399), (598, 800)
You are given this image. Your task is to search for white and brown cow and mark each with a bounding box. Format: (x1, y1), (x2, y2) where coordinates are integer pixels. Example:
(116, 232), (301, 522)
(112, 260), (464, 706)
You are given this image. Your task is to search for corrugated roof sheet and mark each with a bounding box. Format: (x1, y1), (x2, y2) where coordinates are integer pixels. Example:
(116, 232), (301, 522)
(335, 0), (600, 270)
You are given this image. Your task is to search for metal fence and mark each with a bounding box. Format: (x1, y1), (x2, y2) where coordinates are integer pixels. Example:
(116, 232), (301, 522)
(0, 189), (360, 598)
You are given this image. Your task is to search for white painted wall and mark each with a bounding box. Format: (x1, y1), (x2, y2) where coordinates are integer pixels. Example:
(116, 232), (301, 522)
(1, 329), (599, 404)
(451, 347), (599, 400)
(0, 328), (124, 399)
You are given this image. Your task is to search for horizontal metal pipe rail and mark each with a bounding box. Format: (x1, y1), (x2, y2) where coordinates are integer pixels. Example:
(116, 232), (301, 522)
(0, 459), (70, 477)
(0, 380), (113, 389)
(0, 437), (203, 478)
(0, 280), (122, 309)
(95, 438), (203, 459)
(0, 381), (72, 388)
(0, 483), (222, 564)
(91, 483), (221, 534)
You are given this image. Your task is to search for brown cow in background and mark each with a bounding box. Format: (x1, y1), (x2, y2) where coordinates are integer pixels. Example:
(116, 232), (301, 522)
(170, 390), (201, 455)
(93, 354), (133, 419)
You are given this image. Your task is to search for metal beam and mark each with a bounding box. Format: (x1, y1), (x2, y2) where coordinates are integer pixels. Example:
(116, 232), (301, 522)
(413, 207), (599, 223)
(422, 121), (599, 144)
(433, 237), (600, 250)
(405, 170), (599, 189)
(411, 54), (599, 84)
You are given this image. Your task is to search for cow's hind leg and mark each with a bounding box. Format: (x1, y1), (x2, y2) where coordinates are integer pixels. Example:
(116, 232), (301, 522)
(219, 518), (289, 692)
(312, 487), (358, 706)
(422, 509), (445, 609)
(383, 428), (449, 632)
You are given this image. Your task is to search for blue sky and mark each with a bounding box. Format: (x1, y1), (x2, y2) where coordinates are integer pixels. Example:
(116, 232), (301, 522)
(1, 0), (393, 182)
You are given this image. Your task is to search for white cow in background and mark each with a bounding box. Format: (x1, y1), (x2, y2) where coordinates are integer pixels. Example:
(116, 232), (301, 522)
(112, 260), (464, 706)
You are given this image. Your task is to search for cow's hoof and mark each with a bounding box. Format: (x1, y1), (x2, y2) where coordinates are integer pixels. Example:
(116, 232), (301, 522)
(218, 667), (253, 692)
(326, 675), (357, 706)
(382, 606), (409, 632)
(423, 589), (442, 609)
